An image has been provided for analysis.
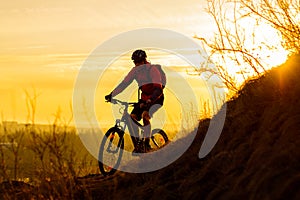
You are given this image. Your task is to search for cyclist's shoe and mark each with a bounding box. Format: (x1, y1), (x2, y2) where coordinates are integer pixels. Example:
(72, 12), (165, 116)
(145, 145), (153, 153)
(132, 140), (144, 156)
(132, 148), (142, 155)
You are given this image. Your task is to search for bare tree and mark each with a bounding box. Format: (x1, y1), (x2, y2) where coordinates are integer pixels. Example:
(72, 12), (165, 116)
(240, 0), (300, 54)
(196, 0), (299, 92)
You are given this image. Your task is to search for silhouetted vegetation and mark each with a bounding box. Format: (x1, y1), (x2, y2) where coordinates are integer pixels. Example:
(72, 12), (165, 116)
(0, 123), (98, 199)
(196, 0), (299, 92)
(1, 1), (300, 199)
(75, 54), (300, 200)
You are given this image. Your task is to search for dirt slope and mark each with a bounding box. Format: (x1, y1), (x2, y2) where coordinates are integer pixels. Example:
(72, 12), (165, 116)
(2, 55), (299, 200)
(77, 55), (300, 200)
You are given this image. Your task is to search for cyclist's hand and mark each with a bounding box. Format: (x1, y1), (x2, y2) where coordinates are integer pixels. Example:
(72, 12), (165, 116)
(105, 93), (112, 102)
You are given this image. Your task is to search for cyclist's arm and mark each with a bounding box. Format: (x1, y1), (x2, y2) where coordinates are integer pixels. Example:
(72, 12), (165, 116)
(111, 68), (135, 97)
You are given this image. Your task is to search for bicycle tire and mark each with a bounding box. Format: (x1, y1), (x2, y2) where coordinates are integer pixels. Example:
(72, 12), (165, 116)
(150, 129), (169, 150)
(98, 127), (124, 176)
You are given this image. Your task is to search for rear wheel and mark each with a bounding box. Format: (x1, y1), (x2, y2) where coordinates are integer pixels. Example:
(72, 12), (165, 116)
(98, 127), (124, 176)
(150, 129), (169, 150)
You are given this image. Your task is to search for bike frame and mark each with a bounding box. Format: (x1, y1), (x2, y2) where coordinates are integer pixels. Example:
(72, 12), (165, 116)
(111, 99), (144, 147)
(99, 98), (169, 176)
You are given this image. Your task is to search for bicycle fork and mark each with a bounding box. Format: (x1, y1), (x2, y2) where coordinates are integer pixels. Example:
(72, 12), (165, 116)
(106, 129), (124, 153)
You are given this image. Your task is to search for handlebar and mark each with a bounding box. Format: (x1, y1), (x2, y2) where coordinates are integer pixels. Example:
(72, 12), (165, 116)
(106, 99), (136, 107)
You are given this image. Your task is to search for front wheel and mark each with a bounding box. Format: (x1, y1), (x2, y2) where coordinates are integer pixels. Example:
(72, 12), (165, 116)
(98, 127), (124, 176)
(150, 129), (169, 150)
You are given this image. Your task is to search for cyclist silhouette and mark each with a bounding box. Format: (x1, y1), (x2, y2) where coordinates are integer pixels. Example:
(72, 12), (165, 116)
(105, 49), (165, 153)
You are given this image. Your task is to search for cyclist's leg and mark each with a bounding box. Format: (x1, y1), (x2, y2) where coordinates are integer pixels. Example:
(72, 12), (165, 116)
(142, 110), (151, 138)
(143, 97), (164, 137)
(141, 110), (152, 151)
(149, 94), (164, 118)
(129, 105), (142, 137)
(145, 98), (164, 145)
(144, 96), (164, 151)
(130, 105), (144, 153)
(129, 114), (139, 137)
(149, 104), (162, 118)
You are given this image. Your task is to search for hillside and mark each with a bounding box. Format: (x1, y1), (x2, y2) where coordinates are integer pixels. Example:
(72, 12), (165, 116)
(76, 54), (300, 200)
(1, 55), (300, 199)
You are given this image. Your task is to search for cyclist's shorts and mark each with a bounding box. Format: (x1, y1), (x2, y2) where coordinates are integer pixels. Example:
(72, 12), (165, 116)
(131, 95), (164, 121)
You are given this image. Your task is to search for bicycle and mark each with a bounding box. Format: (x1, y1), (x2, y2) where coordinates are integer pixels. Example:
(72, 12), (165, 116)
(98, 98), (169, 176)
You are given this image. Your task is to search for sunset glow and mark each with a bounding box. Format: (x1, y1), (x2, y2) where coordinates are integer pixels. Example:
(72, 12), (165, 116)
(0, 0), (289, 125)
(0, 0), (212, 124)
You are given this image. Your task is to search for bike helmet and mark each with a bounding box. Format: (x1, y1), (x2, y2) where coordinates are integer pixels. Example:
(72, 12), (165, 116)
(131, 49), (147, 63)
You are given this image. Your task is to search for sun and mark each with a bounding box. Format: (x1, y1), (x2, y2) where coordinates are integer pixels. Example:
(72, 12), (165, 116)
(220, 20), (290, 85)
(251, 23), (289, 68)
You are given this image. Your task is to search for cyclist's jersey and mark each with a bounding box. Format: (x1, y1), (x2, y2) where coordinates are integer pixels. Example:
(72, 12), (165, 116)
(112, 62), (163, 102)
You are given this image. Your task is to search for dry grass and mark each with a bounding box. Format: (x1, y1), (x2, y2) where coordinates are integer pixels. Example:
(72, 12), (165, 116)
(0, 124), (98, 199)
(1, 55), (300, 199)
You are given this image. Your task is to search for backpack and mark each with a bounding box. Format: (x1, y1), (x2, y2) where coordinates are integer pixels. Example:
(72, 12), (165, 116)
(149, 64), (166, 89)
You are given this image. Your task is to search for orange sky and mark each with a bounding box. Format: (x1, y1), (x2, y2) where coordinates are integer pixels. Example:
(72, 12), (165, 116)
(0, 0), (288, 125)
(0, 0), (216, 124)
